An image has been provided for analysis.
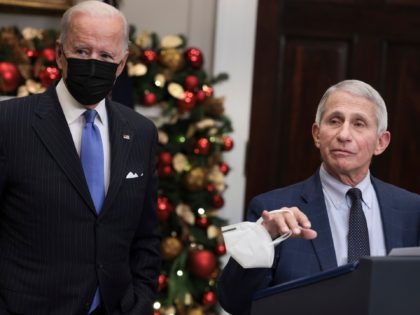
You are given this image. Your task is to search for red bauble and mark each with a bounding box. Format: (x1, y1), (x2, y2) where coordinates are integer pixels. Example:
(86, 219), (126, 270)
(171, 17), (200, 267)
(202, 291), (217, 306)
(215, 243), (226, 256)
(142, 49), (157, 64)
(177, 91), (196, 112)
(196, 216), (209, 229)
(212, 194), (224, 209)
(223, 136), (234, 151)
(194, 137), (210, 155)
(195, 89), (206, 103)
(154, 311), (161, 315)
(158, 274), (167, 291)
(219, 162), (230, 175)
(39, 66), (60, 87)
(0, 62), (21, 93)
(143, 91), (157, 106)
(185, 47), (204, 68)
(157, 195), (173, 221)
(41, 48), (56, 62)
(159, 151), (172, 165)
(206, 184), (215, 193)
(25, 49), (38, 59)
(184, 75), (199, 91)
(187, 249), (217, 279)
(158, 164), (172, 178)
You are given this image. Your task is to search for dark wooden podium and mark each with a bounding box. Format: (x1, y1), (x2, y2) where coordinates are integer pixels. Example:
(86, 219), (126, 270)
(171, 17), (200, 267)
(251, 257), (420, 315)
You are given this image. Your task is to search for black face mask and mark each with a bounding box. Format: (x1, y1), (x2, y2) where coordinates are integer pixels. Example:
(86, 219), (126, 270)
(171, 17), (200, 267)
(64, 57), (119, 105)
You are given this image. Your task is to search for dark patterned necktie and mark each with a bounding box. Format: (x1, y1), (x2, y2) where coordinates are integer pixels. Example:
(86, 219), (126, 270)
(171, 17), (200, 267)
(347, 188), (370, 263)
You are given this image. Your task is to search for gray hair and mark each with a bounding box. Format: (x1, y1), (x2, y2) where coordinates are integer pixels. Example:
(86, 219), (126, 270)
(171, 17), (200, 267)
(315, 80), (388, 134)
(58, 0), (128, 55)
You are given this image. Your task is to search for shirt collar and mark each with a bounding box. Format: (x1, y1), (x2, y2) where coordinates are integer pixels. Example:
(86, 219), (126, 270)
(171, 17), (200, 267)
(56, 79), (106, 126)
(319, 163), (374, 210)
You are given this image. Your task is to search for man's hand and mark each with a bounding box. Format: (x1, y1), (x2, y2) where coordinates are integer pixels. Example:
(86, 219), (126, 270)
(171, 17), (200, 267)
(261, 207), (317, 240)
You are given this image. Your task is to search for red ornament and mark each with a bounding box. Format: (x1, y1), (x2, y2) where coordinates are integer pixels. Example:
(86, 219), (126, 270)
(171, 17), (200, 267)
(41, 48), (56, 62)
(184, 75), (199, 91)
(154, 311), (161, 315)
(157, 195), (173, 221)
(215, 243), (226, 256)
(196, 216), (209, 229)
(194, 137), (210, 155)
(0, 62), (22, 93)
(212, 194), (224, 209)
(142, 49), (157, 64)
(25, 49), (38, 59)
(159, 151), (172, 165)
(223, 136), (234, 151)
(158, 274), (167, 291)
(206, 184), (215, 193)
(177, 91), (196, 112)
(158, 164), (172, 178)
(185, 47), (204, 68)
(219, 162), (230, 175)
(195, 89), (206, 103)
(143, 91), (157, 106)
(187, 249), (217, 279)
(202, 291), (217, 306)
(38, 66), (60, 87)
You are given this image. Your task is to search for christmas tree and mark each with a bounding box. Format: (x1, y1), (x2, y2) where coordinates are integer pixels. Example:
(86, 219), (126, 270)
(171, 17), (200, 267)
(0, 26), (233, 315)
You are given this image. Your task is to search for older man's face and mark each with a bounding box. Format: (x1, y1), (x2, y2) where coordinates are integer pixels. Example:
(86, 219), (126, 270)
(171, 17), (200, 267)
(312, 90), (390, 185)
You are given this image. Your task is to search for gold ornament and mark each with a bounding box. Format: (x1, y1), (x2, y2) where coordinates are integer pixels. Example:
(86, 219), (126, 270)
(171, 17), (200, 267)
(158, 130), (169, 145)
(159, 48), (184, 71)
(172, 153), (188, 173)
(187, 307), (204, 315)
(207, 165), (225, 193)
(168, 82), (185, 100)
(135, 31), (152, 49)
(184, 167), (207, 191)
(196, 118), (216, 131)
(127, 61), (147, 77)
(160, 35), (183, 49)
(161, 237), (183, 261)
(21, 27), (43, 40)
(204, 97), (225, 117)
(176, 203), (195, 225)
(154, 73), (166, 87)
(207, 225), (221, 239)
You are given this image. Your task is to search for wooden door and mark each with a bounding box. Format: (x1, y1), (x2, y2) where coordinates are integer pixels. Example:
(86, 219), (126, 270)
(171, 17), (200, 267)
(245, 0), (420, 213)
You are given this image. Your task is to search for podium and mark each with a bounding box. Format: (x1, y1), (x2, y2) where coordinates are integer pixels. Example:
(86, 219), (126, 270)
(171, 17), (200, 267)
(251, 257), (420, 315)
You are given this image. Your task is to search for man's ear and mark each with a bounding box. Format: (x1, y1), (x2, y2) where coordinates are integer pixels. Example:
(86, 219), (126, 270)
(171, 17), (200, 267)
(55, 41), (63, 70)
(312, 123), (321, 148)
(374, 131), (391, 156)
(116, 50), (129, 78)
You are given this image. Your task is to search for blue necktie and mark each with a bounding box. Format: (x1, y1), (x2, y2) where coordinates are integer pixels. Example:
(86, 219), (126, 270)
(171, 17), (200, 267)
(347, 188), (370, 263)
(80, 110), (104, 313)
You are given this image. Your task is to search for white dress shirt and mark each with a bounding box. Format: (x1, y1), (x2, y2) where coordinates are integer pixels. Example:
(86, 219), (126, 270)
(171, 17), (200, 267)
(319, 163), (386, 266)
(56, 79), (110, 192)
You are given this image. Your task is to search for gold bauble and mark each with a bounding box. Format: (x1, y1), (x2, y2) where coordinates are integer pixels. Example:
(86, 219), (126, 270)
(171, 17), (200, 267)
(187, 307), (204, 315)
(159, 48), (184, 71)
(161, 237), (183, 261)
(172, 153), (189, 173)
(184, 167), (207, 191)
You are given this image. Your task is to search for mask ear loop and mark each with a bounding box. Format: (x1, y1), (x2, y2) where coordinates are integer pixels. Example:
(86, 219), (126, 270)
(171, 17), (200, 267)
(256, 209), (293, 245)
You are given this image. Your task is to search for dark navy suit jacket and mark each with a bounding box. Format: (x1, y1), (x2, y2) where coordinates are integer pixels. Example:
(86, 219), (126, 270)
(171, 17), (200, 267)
(217, 171), (420, 315)
(0, 87), (160, 315)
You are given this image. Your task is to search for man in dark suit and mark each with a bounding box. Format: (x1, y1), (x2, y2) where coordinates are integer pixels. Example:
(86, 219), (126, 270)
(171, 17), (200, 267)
(217, 80), (420, 315)
(0, 1), (160, 314)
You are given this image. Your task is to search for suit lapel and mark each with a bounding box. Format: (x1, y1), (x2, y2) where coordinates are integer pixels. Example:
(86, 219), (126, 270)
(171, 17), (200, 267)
(372, 177), (401, 252)
(32, 88), (96, 213)
(301, 172), (338, 270)
(100, 100), (133, 216)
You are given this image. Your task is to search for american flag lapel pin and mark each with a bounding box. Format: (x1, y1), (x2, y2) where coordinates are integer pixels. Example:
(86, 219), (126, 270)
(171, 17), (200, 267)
(123, 134), (130, 140)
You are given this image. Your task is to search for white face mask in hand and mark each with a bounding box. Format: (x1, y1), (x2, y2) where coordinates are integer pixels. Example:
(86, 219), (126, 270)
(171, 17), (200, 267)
(221, 209), (292, 269)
